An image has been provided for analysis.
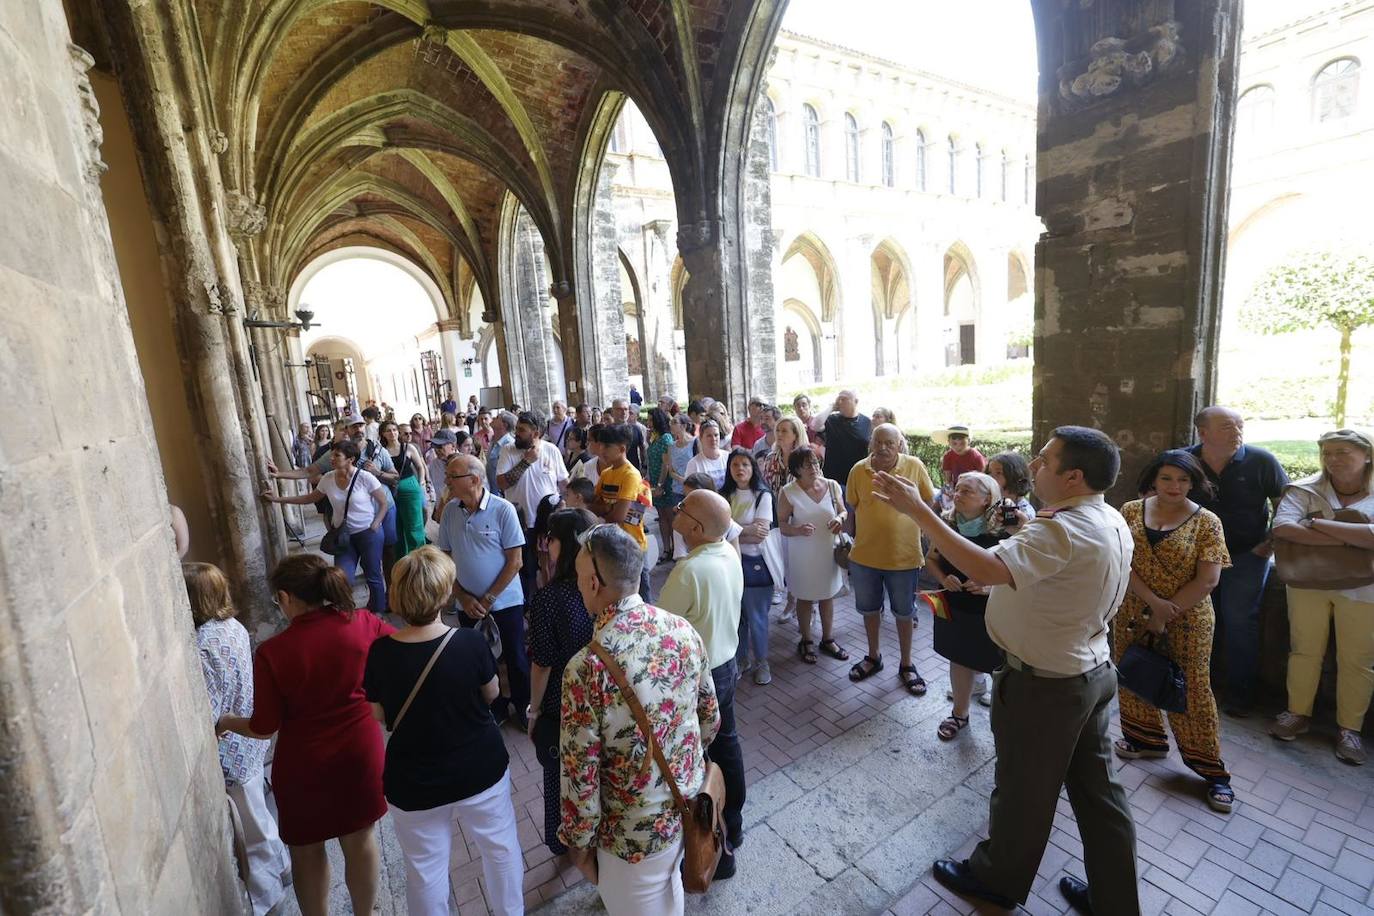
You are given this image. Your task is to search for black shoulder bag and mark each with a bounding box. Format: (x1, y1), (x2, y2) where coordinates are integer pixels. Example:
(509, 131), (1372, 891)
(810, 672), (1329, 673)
(1118, 632), (1187, 713)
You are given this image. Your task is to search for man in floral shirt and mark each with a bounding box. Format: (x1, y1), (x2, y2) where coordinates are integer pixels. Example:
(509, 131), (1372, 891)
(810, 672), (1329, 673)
(559, 524), (720, 915)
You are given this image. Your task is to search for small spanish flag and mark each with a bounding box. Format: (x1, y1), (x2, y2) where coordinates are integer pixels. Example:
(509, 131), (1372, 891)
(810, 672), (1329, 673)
(919, 590), (951, 620)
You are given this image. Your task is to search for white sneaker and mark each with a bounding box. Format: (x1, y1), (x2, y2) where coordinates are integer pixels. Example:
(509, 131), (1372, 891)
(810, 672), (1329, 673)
(771, 590), (786, 606)
(753, 661), (772, 686)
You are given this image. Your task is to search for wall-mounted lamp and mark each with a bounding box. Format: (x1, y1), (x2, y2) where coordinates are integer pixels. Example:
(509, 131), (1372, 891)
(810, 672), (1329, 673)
(244, 306), (320, 333)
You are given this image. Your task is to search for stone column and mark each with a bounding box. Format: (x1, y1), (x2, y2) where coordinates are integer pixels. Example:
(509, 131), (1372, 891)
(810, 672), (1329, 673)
(839, 233), (875, 381)
(435, 317), (464, 407)
(583, 160), (629, 406)
(1031, 1), (1240, 499)
(678, 223), (744, 409)
(641, 220), (681, 400)
(911, 243), (947, 374)
(741, 99), (778, 404)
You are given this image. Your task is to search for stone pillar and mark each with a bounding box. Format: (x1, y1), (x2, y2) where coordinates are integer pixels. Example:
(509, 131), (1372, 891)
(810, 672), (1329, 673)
(435, 317), (463, 407)
(584, 160), (629, 406)
(1031, 0), (1240, 500)
(977, 246), (1010, 365)
(641, 220), (681, 400)
(911, 244), (947, 374)
(679, 225), (743, 409)
(840, 233), (875, 381)
(501, 210), (565, 410)
(742, 100), (778, 404)
(0, 14), (243, 912)
(102, 0), (283, 635)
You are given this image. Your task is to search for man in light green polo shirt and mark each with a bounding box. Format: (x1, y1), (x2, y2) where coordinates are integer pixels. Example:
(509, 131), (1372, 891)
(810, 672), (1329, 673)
(658, 489), (746, 877)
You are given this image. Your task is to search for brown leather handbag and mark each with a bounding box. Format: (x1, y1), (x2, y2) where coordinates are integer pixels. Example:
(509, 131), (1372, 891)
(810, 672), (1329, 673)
(1275, 509), (1374, 590)
(589, 641), (727, 893)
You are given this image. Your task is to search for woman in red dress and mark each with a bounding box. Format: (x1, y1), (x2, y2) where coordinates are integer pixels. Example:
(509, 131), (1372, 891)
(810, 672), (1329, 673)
(218, 554), (394, 916)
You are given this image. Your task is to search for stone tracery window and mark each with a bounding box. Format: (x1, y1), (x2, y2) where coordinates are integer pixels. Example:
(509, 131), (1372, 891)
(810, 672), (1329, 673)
(803, 104), (821, 176)
(881, 122), (895, 187)
(947, 136), (958, 195)
(845, 113), (861, 182)
(1236, 85), (1275, 144)
(1313, 58), (1359, 123)
(763, 96), (778, 170)
(915, 129), (928, 190)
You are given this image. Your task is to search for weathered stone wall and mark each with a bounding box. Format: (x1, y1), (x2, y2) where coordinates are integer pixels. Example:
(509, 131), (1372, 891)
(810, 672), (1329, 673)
(589, 161), (630, 404)
(0, 3), (244, 912)
(742, 96), (778, 403)
(1031, 0), (1241, 498)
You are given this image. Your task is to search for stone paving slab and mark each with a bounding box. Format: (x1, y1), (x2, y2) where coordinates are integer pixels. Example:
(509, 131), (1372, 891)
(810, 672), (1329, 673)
(280, 520), (1374, 915)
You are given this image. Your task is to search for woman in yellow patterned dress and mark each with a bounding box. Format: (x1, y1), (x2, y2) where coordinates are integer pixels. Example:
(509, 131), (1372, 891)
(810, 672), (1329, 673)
(1112, 450), (1234, 813)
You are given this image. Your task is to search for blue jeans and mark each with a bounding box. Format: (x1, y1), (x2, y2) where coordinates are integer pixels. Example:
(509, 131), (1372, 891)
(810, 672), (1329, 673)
(708, 659), (745, 843)
(736, 560), (773, 668)
(336, 525), (387, 613)
(1213, 549), (1272, 706)
(849, 561), (919, 618)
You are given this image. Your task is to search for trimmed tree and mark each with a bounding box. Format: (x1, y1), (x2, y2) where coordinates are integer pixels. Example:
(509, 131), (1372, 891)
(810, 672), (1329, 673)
(1242, 247), (1374, 426)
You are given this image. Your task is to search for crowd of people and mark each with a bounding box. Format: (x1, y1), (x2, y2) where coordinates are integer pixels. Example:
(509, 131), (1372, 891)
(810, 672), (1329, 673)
(181, 389), (1374, 916)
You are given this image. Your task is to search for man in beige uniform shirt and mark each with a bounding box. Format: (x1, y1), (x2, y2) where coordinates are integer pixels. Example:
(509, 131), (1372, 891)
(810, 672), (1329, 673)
(874, 425), (1138, 916)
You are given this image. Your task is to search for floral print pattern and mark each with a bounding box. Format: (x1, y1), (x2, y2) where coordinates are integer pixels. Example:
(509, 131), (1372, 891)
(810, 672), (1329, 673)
(197, 618), (269, 787)
(558, 595), (720, 862)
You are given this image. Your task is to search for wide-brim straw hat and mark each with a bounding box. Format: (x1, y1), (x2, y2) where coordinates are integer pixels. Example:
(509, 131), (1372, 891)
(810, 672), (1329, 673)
(932, 424), (972, 446)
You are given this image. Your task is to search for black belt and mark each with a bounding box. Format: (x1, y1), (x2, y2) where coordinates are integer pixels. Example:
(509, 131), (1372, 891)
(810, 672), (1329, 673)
(1003, 652), (1109, 679)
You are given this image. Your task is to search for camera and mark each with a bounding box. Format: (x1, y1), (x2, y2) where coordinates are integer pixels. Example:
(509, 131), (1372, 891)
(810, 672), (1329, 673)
(1001, 498), (1019, 527)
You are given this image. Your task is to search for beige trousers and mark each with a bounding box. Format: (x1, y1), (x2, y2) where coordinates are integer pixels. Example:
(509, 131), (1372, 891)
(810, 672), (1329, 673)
(1285, 586), (1374, 731)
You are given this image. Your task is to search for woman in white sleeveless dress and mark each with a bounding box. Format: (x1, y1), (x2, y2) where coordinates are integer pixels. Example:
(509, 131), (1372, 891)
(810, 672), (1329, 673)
(777, 447), (850, 665)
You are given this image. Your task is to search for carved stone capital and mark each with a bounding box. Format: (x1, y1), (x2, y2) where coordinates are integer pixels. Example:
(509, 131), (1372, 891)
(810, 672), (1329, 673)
(676, 220), (719, 257)
(210, 130), (229, 155)
(68, 43), (107, 182)
(226, 191), (268, 240)
(435, 317), (463, 332)
(421, 23), (449, 44)
(549, 280), (574, 302)
(1057, 21), (1183, 111)
(242, 280), (285, 315)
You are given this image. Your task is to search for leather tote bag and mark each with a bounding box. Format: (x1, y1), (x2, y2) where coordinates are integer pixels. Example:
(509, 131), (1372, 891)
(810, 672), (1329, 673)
(590, 642), (727, 893)
(1275, 508), (1374, 590)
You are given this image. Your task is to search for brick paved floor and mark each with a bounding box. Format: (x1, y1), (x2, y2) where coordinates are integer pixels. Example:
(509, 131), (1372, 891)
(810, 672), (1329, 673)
(282, 523), (1374, 915)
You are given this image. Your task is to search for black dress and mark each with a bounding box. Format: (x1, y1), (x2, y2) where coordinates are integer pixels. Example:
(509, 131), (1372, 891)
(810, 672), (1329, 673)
(526, 577), (594, 854)
(931, 529), (1005, 674)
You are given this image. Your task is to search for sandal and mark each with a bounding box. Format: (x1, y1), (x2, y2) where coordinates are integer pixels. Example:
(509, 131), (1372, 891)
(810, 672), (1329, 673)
(797, 639), (818, 665)
(937, 714), (970, 741)
(1113, 738), (1168, 760)
(848, 654), (884, 681)
(818, 638), (849, 661)
(898, 664), (927, 696)
(1206, 782), (1235, 814)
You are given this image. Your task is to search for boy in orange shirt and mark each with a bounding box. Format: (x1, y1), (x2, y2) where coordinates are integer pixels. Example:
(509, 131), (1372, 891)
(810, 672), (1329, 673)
(593, 424), (654, 599)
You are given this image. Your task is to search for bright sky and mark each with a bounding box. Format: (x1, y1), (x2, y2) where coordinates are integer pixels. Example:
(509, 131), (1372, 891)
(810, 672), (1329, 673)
(781, 0), (1318, 100)
(298, 257), (437, 358)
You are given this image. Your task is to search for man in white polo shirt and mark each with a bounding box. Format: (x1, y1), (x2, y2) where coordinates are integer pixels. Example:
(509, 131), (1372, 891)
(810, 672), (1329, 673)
(496, 409), (569, 602)
(873, 425), (1138, 916)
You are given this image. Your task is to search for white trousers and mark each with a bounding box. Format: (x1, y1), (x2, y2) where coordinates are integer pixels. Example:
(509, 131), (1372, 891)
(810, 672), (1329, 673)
(595, 838), (684, 916)
(388, 769), (524, 916)
(226, 773), (290, 916)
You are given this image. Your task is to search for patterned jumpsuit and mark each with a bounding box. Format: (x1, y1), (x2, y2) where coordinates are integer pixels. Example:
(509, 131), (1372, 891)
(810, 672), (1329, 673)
(1112, 499), (1232, 785)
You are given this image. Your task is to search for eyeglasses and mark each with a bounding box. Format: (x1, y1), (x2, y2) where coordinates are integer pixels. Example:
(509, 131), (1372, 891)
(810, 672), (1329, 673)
(676, 507), (703, 529)
(576, 523), (616, 585)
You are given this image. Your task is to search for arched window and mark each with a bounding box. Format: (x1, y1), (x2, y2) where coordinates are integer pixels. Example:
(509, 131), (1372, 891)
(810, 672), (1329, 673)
(1000, 150), (1010, 202)
(1236, 85), (1276, 143)
(763, 96), (778, 170)
(974, 142), (985, 198)
(1023, 154), (1032, 205)
(609, 118), (628, 153)
(803, 104), (821, 177)
(1313, 58), (1360, 122)
(947, 136), (958, 194)
(881, 122), (895, 187)
(844, 113), (861, 182)
(915, 129), (928, 190)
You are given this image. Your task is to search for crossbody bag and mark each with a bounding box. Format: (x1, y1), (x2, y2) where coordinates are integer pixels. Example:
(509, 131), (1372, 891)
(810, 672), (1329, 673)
(319, 470), (362, 556)
(389, 628), (458, 732)
(589, 641), (727, 893)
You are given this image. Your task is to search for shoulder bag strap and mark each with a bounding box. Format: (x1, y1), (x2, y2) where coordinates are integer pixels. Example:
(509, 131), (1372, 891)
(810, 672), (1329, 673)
(333, 469), (361, 529)
(589, 641), (688, 814)
(390, 628), (457, 732)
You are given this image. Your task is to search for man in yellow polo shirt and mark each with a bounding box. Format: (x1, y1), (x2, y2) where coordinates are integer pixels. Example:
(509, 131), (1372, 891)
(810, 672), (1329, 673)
(593, 423), (653, 599)
(845, 423), (937, 693)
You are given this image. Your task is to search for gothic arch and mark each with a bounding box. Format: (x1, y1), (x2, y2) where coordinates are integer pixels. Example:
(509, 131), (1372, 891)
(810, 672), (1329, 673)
(287, 244), (449, 322)
(942, 241), (981, 317)
(780, 297), (824, 385)
(780, 232), (842, 323)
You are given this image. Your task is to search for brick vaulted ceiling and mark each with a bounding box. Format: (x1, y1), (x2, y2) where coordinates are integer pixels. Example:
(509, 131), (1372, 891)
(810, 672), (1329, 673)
(194, 0), (767, 318)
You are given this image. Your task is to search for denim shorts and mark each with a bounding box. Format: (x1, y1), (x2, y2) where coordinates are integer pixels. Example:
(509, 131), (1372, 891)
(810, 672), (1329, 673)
(849, 561), (918, 619)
